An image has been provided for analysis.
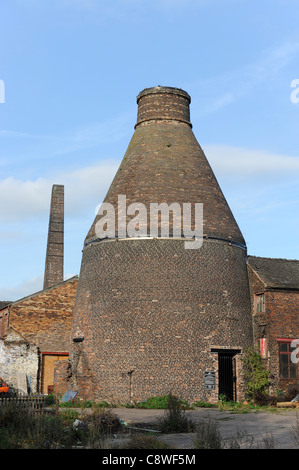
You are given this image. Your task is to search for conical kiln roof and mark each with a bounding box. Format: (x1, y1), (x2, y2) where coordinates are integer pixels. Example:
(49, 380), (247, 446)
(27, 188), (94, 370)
(85, 86), (245, 247)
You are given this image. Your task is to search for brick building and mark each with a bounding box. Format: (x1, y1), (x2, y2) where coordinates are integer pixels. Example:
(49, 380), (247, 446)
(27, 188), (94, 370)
(247, 256), (299, 394)
(1, 87), (298, 402)
(68, 86), (254, 404)
(0, 185), (78, 394)
(0, 276), (78, 393)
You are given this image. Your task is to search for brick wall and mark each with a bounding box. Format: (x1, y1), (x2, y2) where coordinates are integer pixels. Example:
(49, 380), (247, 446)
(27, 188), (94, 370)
(6, 277), (78, 353)
(247, 265), (267, 346)
(136, 87), (191, 127)
(70, 86), (253, 404)
(54, 359), (72, 397)
(70, 238), (253, 403)
(267, 290), (299, 392)
(247, 266), (299, 392)
(0, 307), (9, 338)
(86, 100), (245, 247)
(43, 184), (64, 290)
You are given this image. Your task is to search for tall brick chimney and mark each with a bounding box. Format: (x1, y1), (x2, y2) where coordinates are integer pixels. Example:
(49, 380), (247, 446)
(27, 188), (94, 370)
(43, 184), (64, 290)
(70, 86), (253, 404)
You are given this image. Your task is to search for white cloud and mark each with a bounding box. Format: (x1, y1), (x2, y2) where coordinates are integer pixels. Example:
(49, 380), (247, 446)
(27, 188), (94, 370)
(0, 161), (119, 223)
(0, 144), (298, 225)
(0, 177), (50, 222)
(202, 145), (299, 225)
(0, 273), (77, 302)
(0, 274), (43, 302)
(62, 161), (120, 216)
(204, 144), (299, 180)
(0, 110), (131, 223)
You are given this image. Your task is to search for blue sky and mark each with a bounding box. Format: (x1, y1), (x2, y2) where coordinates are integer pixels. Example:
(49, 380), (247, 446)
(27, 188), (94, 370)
(0, 0), (298, 300)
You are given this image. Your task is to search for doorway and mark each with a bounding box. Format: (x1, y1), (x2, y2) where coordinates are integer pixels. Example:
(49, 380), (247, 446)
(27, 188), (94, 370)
(211, 348), (240, 401)
(218, 352), (236, 401)
(41, 353), (69, 394)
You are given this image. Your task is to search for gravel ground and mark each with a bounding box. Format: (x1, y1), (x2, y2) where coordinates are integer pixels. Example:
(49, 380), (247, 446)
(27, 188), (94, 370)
(109, 407), (299, 449)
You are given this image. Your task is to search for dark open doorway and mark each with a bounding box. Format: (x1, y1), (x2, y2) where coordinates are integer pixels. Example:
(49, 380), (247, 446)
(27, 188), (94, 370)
(211, 348), (241, 401)
(218, 352), (236, 401)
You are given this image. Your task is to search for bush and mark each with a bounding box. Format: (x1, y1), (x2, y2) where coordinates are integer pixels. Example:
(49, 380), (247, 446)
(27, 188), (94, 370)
(137, 394), (190, 409)
(193, 401), (217, 408)
(82, 408), (122, 435)
(59, 398), (113, 409)
(193, 416), (222, 449)
(137, 395), (172, 409)
(0, 402), (120, 449)
(157, 394), (195, 433)
(253, 391), (278, 406)
(0, 402), (70, 449)
(44, 393), (56, 406)
(241, 346), (271, 402)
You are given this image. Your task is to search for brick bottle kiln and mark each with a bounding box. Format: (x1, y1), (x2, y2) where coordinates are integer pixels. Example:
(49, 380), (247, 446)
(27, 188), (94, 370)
(69, 86), (253, 403)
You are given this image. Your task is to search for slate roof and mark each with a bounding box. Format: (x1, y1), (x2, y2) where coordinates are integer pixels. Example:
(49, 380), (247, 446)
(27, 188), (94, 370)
(247, 256), (299, 290)
(0, 301), (11, 310)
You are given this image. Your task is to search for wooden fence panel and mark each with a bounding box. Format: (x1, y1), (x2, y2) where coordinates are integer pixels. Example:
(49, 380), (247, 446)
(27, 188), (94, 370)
(0, 394), (45, 410)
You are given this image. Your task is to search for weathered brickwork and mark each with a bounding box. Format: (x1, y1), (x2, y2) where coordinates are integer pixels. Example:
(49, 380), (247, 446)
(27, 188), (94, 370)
(43, 184), (64, 290)
(3, 86), (297, 404)
(0, 277), (78, 393)
(86, 92), (245, 247)
(247, 263), (267, 345)
(0, 307), (8, 338)
(70, 86), (254, 404)
(54, 360), (72, 397)
(5, 277), (78, 353)
(71, 238), (252, 403)
(267, 290), (299, 392)
(136, 87), (192, 128)
(247, 263), (299, 393)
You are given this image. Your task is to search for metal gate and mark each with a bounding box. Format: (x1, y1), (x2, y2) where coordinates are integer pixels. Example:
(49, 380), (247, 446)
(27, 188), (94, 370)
(218, 352), (236, 401)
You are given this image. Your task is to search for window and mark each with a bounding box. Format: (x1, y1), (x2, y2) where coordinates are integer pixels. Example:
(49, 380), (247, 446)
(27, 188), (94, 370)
(278, 340), (299, 379)
(255, 293), (265, 313)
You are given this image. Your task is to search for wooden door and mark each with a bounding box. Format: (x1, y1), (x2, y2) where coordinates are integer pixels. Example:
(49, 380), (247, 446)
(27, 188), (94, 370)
(41, 354), (68, 394)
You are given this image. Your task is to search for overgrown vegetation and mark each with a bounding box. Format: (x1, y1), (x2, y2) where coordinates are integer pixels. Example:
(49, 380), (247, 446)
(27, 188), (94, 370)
(0, 402), (120, 449)
(241, 346), (272, 403)
(48, 387), (298, 413)
(192, 416), (222, 448)
(192, 416), (295, 449)
(156, 393), (196, 433)
(1, 395), (298, 449)
(192, 400), (218, 408)
(136, 394), (190, 410)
